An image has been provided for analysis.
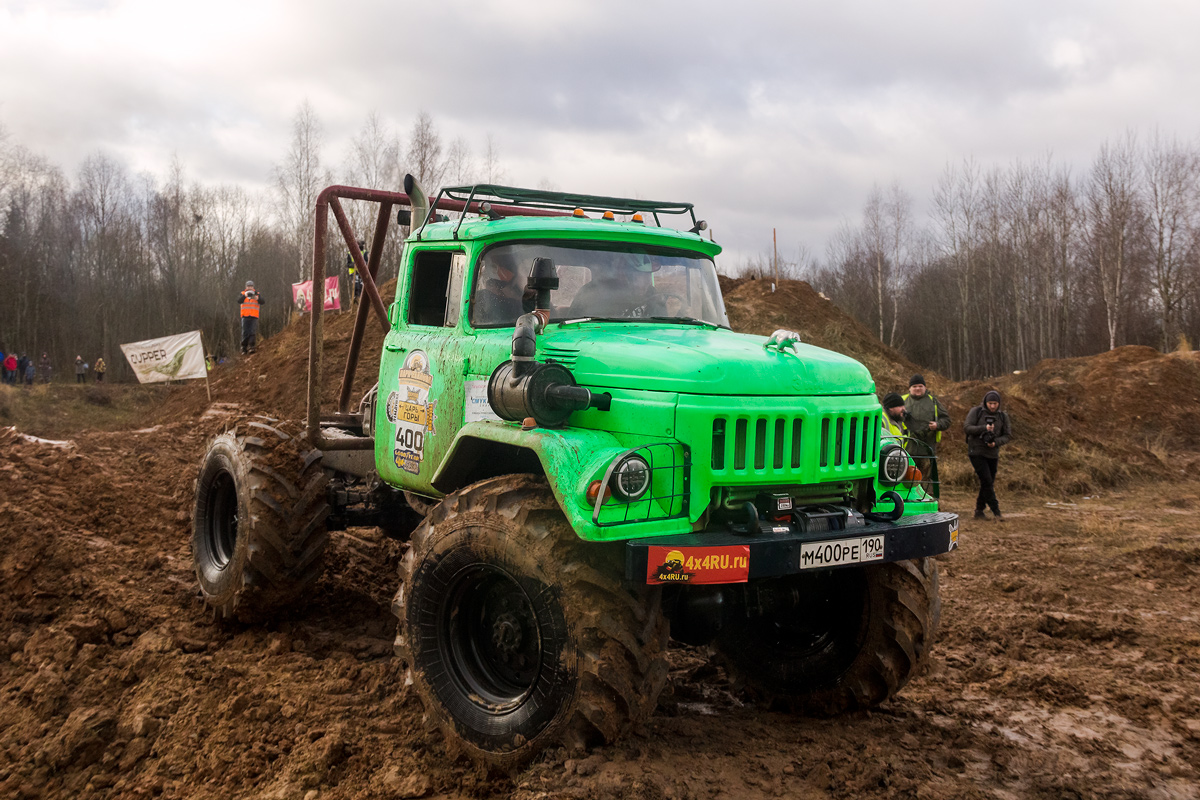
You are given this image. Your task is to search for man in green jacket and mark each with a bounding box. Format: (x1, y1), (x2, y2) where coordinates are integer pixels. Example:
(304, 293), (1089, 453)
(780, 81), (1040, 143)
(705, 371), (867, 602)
(903, 375), (950, 499)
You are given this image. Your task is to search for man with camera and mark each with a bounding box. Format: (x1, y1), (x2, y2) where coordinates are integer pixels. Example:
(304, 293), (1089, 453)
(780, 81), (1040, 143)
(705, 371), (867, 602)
(964, 390), (1013, 520)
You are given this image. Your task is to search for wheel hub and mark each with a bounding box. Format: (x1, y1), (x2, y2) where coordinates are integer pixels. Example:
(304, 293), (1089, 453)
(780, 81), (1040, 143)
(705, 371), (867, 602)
(491, 612), (524, 655)
(444, 566), (542, 708)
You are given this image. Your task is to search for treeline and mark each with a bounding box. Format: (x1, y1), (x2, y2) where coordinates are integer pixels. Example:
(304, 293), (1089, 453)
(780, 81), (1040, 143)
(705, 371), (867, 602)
(0, 106), (503, 381)
(790, 131), (1200, 380)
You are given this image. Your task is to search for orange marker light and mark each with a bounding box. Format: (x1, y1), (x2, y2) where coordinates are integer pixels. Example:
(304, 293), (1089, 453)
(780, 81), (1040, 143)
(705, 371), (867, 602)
(586, 480), (612, 504)
(602, 211), (615, 220)
(631, 213), (644, 223)
(573, 208), (586, 217)
(905, 466), (923, 483)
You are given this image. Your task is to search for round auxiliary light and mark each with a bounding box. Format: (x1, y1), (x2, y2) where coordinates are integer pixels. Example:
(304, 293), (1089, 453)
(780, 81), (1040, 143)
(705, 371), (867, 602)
(611, 455), (651, 501)
(879, 444), (908, 485)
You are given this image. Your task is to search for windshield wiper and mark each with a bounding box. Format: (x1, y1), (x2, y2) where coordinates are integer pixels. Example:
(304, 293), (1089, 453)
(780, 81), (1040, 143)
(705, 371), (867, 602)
(553, 316), (726, 329)
(647, 316), (724, 328)
(553, 317), (639, 325)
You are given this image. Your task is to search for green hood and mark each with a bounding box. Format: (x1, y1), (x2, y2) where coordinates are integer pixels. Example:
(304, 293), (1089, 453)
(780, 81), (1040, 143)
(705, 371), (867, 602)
(538, 324), (875, 396)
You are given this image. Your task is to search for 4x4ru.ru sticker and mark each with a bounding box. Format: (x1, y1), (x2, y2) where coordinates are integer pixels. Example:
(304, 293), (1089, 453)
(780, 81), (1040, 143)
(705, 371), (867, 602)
(646, 545), (749, 584)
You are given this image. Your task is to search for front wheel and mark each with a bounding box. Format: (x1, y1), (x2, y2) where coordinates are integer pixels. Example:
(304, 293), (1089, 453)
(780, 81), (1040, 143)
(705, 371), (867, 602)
(713, 558), (940, 714)
(392, 475), (669, 769)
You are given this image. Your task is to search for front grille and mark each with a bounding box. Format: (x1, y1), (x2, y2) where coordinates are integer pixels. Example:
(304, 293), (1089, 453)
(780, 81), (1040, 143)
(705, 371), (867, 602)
(711, 412), (879, 478)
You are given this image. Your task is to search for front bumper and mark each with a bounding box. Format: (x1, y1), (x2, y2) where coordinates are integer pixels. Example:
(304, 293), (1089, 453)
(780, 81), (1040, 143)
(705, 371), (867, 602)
(626, 511), (958, 585)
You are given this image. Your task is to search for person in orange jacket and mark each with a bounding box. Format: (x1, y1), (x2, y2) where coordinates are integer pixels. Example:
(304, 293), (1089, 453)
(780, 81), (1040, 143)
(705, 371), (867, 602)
(239, 280), (263, 354)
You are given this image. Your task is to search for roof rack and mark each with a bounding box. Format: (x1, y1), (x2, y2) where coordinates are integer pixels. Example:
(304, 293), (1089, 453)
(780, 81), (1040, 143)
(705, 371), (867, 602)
(417, 183), (699, 240)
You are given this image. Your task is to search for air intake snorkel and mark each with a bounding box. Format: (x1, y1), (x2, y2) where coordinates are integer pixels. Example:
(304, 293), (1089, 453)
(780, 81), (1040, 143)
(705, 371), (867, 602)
(488, 258), (611, 427)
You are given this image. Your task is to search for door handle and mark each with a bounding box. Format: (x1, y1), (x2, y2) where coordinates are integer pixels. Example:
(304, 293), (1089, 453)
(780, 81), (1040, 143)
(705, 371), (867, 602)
(385, 343), (407, 353)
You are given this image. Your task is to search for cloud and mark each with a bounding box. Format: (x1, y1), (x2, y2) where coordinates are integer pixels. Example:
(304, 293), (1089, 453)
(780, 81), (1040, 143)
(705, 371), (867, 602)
(2, 1), (1200, 265)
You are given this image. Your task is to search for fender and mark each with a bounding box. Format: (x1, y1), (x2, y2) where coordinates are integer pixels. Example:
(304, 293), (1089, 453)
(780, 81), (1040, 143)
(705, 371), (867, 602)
(433, 421), (694, 542)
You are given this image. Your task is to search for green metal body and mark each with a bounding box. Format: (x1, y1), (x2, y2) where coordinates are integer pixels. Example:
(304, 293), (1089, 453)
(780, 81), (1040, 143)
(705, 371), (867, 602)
(374, 214), (937, 542)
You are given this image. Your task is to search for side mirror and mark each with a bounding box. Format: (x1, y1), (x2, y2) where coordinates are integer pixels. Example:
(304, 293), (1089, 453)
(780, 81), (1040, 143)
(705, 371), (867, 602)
(527, 257), (559, 310)
(396, 209), (412, 226)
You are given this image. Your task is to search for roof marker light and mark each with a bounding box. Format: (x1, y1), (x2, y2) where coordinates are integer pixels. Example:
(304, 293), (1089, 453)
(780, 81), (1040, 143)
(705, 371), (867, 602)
(602, 211), (615, 220)
(573, 208), (586, 218)
(631, 213), (644, 223)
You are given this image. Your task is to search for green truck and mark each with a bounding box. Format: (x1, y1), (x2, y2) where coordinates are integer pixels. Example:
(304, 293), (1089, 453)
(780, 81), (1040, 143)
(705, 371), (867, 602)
(192, 179), (958, 768)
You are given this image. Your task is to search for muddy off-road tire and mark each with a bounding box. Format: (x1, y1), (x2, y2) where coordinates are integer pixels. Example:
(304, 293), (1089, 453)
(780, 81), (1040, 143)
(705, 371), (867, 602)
(192, 419), (330, 622)
(392, 474), (669, 770)
(714, 558), (940, 714)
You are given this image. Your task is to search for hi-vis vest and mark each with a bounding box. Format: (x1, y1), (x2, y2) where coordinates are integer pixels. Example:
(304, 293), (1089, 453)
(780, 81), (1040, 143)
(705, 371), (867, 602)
(883, 414), (906, 438)
(240, 291), (260, 318)
(902, 392), (943, 442)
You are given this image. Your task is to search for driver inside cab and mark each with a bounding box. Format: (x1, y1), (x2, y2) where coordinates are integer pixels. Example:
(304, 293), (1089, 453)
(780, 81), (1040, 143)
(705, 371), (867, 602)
(471, 250), (528, 326)
(567, 251), (663, 318)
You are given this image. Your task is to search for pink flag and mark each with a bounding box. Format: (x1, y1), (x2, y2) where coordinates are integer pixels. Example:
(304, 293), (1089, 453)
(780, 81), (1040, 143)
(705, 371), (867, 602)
(291, 276), (342, 312)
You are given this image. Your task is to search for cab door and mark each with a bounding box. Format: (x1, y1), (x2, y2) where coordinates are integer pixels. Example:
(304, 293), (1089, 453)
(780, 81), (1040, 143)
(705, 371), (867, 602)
(377, 248), (468, 494)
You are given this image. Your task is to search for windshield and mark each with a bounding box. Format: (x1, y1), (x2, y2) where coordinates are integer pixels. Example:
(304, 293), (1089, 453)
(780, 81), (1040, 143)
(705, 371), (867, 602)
(469, 241), (729, 328)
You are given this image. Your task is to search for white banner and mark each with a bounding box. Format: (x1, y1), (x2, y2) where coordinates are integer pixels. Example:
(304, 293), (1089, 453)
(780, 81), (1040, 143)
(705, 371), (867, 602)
(120, 330), (207, 384)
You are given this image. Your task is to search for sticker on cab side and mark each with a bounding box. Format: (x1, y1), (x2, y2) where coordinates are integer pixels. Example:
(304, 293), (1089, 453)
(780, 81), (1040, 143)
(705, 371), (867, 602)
(391, 350), (436, 475)
(646, 545), (750, 585)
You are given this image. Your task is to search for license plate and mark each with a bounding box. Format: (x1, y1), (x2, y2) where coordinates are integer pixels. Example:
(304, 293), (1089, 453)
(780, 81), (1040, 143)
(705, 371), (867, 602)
(646, 545), (750, 585)
(799, 535), (885, 569)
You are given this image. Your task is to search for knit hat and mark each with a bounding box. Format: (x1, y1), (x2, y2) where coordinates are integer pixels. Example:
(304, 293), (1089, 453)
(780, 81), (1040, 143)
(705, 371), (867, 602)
(246, 280), (255, 288)
(909, 374), (925, 387)
(882, 392), (905, 409)
(983, 390), (1001, 405)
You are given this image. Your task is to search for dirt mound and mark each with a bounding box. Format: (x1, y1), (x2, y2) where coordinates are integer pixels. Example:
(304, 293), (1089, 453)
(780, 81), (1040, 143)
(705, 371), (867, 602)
(936, 346), (1200, 495)
(720, 277), (929, 393)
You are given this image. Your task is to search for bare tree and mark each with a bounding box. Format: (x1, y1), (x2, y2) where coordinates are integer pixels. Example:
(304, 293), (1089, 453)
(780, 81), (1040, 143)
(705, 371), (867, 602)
(482, 134), (506, 184)
(1085, 133), (1141, 351)
(860, 185), (889, 342)
(407, 111), (446, 191)
(933, 159), (981, 377)
(445, 137), (474, 186)
(273, 101), (329, 279)
(348, 110), (401, 190)
(1142, 130), (1199, 350)
(885, 182), (913, 348)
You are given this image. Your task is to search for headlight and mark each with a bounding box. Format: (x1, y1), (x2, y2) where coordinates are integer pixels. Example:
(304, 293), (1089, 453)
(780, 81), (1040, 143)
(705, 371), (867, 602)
(611, 455), (651, 501)
(879, 444), (908, 484)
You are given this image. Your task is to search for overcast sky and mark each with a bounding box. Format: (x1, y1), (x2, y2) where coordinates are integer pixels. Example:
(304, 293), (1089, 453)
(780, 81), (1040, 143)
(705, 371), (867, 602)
(3, 0), (1200, 266)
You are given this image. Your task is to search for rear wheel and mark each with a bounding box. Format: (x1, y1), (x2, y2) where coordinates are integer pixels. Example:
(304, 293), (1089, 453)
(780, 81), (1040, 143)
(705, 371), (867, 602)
(192, 419), (330, 622)
(392, 474), (669, 769)
(714, 558), (939, 714)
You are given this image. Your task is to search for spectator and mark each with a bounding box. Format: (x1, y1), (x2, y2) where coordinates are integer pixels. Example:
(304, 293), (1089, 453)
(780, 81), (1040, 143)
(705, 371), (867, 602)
(75, 355), (87, 384)
(94, 357), (107, 383)
(239, 280), (263, 354)
(903, 375), (950, 499)
(2, 352), (15, 384)
(24, 358), (35, 387)
(39, 352), (52, 383)
(964, 390), (1013, 520)
(881, 392), (910, 438)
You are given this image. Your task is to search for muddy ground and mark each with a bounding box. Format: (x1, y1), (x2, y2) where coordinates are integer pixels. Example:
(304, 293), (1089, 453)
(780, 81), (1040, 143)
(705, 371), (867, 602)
(1, 406), (1198, 800)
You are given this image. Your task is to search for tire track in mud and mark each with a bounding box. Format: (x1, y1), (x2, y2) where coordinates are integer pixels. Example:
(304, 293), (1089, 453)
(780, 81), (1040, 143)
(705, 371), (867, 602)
(2, 423), (1199, 799)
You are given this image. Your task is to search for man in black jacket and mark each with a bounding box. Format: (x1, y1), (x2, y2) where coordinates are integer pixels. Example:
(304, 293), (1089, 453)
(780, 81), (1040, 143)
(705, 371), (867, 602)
(963, 389), (1013, 520)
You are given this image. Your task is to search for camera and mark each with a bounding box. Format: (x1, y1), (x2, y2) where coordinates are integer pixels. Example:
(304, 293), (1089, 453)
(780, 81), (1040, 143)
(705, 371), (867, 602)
(981, 415), (997, 445)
